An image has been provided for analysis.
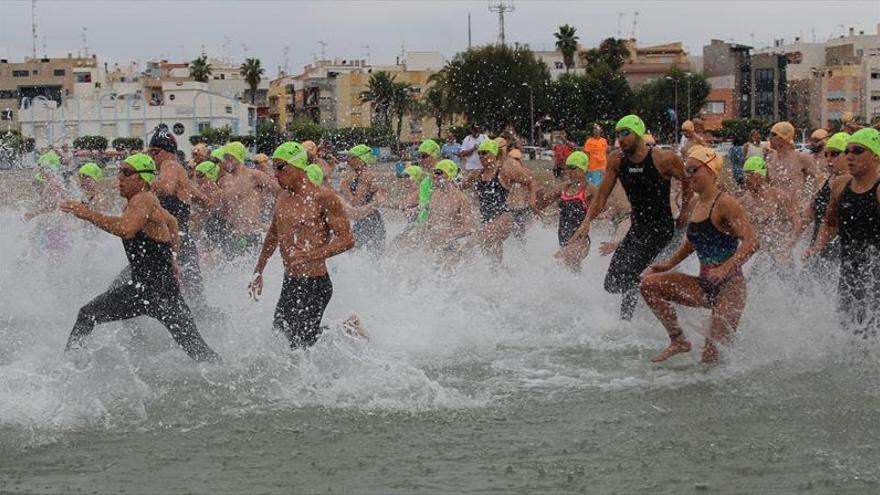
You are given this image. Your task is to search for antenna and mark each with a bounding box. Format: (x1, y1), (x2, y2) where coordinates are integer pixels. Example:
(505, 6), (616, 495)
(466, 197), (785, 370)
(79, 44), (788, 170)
(241, 43), (248, 60)
(362, 44), (370, 64)
(283, 46), (290, 74)
(630, 11), (639, 39)
(31, 0), (37, 59)
(223, 36), (231, 63)
(42, 35), (47, 58)
(617, 12), (624, 38)
(318, 41), (327, 61)
(488, 2), (515, 46)
(81, 27), (88, 58)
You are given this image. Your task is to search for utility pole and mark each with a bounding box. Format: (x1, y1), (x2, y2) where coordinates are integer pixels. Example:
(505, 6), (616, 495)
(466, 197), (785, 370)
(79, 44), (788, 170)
(468, 12), (472, 49)
(488, 2), (514, 46)
(318, 41), (327, 62)
(617, 12), (624, 38)
(283, 46), (290, 74)
(31, 0), (38, 59)
(362, 44), (370, 64)
(630, 11), (639, 39)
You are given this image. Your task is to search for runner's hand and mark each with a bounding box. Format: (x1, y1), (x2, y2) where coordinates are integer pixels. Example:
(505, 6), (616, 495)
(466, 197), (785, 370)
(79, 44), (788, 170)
(598, 241), (618, 256)
(248, 272), (263, 301)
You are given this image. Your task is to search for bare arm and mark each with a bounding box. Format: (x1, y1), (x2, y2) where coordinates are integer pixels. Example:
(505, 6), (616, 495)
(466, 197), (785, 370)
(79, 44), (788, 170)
(301, 192), (355, 263)
(717, 195), (759, 274)
(151, 159), (180, 197)
(502, 164), (537, 211)
(253, 214), (279, 276)
(460, 169), (481, 190)
(658, 150), (693, 227)
(650, 239), (695, 273)
(570, 153), (621, 240)
(61, 193), (150, 239)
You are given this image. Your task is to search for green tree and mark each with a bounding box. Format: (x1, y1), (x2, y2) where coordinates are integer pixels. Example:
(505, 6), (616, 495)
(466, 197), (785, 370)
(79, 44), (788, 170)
(580, 37), (630, 73)
(189, 56), (212, 83)
(360, 71), (397, 128)
(423, 69), (457, 138)
(547, 70), (634, 131)
(240, 58), (265, 105)
(444, 44), (551, 134)
(554, 24), (579, 72)
(391, 81), (416, 142)
(635, 68), (711, 142)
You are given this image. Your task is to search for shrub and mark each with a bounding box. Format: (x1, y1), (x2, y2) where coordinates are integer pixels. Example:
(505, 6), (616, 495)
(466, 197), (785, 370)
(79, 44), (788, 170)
(73, 135), (108, 151)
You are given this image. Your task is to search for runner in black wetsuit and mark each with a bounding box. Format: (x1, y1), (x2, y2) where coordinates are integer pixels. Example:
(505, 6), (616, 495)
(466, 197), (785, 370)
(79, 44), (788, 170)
(146, 127), (209, 312)
(60, 154), (220, 361)
(342, 144), (385, 255)
(641, 146), (758, 363)
(809, 128), (880, 336)
(806, 132), (850, 264)
(570, 115), (693, 320)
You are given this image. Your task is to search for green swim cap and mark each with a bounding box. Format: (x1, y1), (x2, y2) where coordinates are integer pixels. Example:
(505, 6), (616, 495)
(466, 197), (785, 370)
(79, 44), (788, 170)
(210, 147), (225, 162)
(565, 151), (589, 171)
(272, 142), (308, 169)
(78, 162), (103, 180)
(403, 165), (424, 183)
(38, 151), (61, 171)
(743, 156), (767, 177)
(224, 141), (247, 164)
(349, 144), (377, 165)
(305, 163), (324, 186)
(417, 139), (441, 159)
(848, 127), (880, 158)
(195, 160), (220, 182)
(616, 114), (646, 138)
(478, 138), (499, 156)
(434, 159), (459, 179)
(826, 132), (850, 153)
(123, 153), (158, 184)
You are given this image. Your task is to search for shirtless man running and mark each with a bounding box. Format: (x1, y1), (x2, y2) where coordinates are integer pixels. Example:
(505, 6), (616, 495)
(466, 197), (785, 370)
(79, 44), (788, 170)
(218, 141), (279, 257)
(249, 142), (354, 349)
(739, 156), (802, 266)
(766, 121), (818, 208)
(421, 159), (477, 263)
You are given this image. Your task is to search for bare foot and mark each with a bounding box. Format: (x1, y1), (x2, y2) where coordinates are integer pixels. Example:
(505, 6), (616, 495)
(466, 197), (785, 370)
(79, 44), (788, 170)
(342, 315), (369, 340)
(701, 340), (719, 364)
(651, 339), (692, 363)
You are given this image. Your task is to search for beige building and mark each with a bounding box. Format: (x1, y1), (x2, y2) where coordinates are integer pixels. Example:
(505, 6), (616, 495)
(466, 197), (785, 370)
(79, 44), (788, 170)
(619, 40), (691, 88)
(0, 55), (99, 130)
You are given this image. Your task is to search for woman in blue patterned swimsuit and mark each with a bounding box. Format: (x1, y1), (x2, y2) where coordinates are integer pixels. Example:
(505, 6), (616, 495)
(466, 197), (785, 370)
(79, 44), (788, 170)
(640, 146), (759, 364)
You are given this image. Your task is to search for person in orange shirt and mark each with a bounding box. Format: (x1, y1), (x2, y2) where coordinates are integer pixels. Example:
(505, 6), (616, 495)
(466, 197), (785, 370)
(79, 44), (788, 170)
(583, 123), (609, 185)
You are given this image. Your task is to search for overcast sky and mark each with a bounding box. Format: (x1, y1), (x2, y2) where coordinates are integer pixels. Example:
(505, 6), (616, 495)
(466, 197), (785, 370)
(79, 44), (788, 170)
(2, 1), (878, 76)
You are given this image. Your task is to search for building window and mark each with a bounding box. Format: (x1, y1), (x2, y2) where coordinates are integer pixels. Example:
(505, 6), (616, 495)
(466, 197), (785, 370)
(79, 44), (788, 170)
(197, 121), (211, 133)
(554, 62), (564, 69)
(53, 69), (65, 76)
(0, 89), (16, 99)
(702, 101), (725, 114)
(12, 70), (29, 77)
(1, 109), (12, 120)
(872, 72), (880, 80)
(225, 106), (233, 114)
(871, 91), (880, 102)
(75, 73), (91, 83)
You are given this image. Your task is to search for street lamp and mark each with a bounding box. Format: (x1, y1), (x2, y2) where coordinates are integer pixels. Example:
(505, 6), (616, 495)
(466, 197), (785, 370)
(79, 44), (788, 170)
(665, 76), (679, 145)
(521, 82), (534, 147)
(684, 72), (692, 119)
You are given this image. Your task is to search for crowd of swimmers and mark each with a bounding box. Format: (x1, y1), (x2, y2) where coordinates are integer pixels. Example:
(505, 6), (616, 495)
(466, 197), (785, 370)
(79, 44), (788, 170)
(22, 115), (880, 365)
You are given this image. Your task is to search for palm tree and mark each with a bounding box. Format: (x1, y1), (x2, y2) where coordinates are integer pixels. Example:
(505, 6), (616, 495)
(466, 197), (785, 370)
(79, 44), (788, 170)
(391, 81), (416, 142)
(360, 71), (396, 128)
(189, 56), (212, 83)
(240, 58), (265, 105)
(425, 69), (454, 138)
(554, 24), (579, 72)
(579, 38), (631, 73)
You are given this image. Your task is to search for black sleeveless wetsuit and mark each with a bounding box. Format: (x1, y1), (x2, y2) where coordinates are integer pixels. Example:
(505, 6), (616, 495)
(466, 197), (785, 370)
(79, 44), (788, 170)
(475, 169), (509, 223)
(158, 194), (205, 309)
(67, 231), (219, 361)
(606, 148), (675, 319)
(558, 186), (590, 246)
(349, 177), (386, 255)
(810, 177), (840, 260)
(837, 178), (880, 335)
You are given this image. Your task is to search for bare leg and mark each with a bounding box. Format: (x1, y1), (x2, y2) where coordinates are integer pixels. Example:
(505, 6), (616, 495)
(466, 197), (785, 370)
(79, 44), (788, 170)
(640, 272), (711, 362)
(479, 214), (513, 264)
(703, 276), (747, 363)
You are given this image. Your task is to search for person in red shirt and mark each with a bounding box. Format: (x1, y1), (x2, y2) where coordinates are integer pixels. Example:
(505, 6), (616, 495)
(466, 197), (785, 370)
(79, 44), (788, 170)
(583, 124), (609, 185)
(552, 130), (576, 177)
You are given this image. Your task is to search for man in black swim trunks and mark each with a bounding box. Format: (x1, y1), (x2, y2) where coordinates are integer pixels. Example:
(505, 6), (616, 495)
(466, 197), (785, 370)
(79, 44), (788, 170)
(248, 142), (355, 349)
(60, 154), (220, 361)
(571, 114), (692, 320)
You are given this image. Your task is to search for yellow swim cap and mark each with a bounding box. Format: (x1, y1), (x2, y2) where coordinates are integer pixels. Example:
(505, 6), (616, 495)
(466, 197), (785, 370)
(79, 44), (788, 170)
(688, 145), (723, 175)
